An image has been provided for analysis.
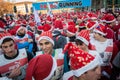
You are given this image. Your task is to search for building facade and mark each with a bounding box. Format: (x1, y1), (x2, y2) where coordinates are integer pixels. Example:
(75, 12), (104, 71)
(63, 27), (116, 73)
(2, 0), (120, 15)
(91, 0), (120, 11)
(14, 1), (33, 14)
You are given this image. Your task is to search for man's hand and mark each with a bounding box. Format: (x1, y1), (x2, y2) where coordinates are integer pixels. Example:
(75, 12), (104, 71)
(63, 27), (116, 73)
(28, 39), (33, 43)
(8, 67), (21, 78)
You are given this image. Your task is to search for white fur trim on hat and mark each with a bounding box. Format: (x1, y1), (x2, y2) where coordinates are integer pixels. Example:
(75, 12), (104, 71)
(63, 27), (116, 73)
(105, 19), (116, 23)
(10, 22), (15, 27)
(89, 21), (98, 30)
(54, 28), (62, 32)
(38, 36), (54, 46)
(76, 36), (89, 46)
(100, 19), (106, 23)
(93, 29), (107, 36)
(0, 28), (4, 31)
(49, 26), (54, 32)
(0, 36), (14, 45)
(16, 27), (27, 34)
(91, 17), (97, 20)
(73, 54), (103, 77)
(86, 21), (98, 30)
(44, 57), (57, 80)
(63, 71), (73, 80)
(101, 8), (106, 13)
(67, 30), (76, 35)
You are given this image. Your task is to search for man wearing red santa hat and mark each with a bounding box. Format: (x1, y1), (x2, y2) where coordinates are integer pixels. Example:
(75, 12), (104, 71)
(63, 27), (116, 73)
(27, 21), (36, 38)
(36, 31), (64, 80)
(63, 43), (103, 80)
(64, 30), (102, 73)
(75, 29), (100, 56)
(90, 24), (119, 80)
(52, 19), (67, 49)
(104, 13), (116, 42)
(14, 26), (34, 54)
(65, 24), (77, 43)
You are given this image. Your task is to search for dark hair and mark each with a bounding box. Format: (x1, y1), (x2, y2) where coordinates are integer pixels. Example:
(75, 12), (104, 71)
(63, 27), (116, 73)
(75, 39), (84, 45)
(78, 27), (86, 32)
(69, 36), (76, 42)
(97, 33), (106, 38)
(2, 38), (14, 44)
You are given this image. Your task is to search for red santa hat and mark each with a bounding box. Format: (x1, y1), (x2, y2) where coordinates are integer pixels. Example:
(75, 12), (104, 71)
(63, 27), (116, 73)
(46, 16), (52, 22)
(16, 20), (22, 26)
(67, 13), (71, 19)
(0, 32), (13, 45)
(68, 21), (76, 26)
(15, 26), (26, 34)
(77, 15), (82, 20)
(81, 15), (88, 21)
(9, 20), (15, 28)
(76, 30), (90, 46)
(105, 14), (116, 23)
(67, 25), (77, 35)
(54, 19), (63, 30)
(37, 25), (43, 31)
(38, 31), (54, 46)
(79, 22), (86, 28)
(43, 24), (53, 32)
(29, 22), (36, 27)
(21, 20), (27, 26)
(100, 15), (107, 23)
(87, 12), (98, 20)
(0, 20), (6, 31)
(93, 24), (107, 36)
(25, 54), (57, 80)
(63, 43), (102, 77)
(86, 21), (98, 30)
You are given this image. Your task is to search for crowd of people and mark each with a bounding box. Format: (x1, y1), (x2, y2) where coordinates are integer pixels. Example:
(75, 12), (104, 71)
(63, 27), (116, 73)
(0, 8), (120, 80)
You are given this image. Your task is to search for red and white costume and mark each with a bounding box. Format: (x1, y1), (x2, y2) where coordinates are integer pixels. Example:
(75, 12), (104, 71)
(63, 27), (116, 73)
(90, 39), (113, 66)
(0, 48), (28, 80)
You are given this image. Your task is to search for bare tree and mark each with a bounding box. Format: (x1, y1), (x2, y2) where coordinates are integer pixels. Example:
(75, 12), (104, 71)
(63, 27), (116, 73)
(0, 0), (13, 16)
